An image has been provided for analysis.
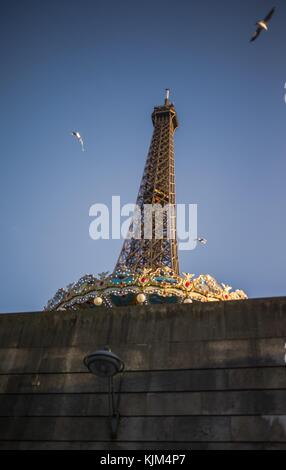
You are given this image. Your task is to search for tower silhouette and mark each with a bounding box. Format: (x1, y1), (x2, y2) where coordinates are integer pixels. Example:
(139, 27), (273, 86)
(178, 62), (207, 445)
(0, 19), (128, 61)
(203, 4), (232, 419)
(115, 90), (179, 274)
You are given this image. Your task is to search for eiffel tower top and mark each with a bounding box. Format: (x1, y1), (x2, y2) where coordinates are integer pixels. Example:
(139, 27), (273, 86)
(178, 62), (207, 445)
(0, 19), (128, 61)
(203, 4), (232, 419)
(152, 89), (179, 130)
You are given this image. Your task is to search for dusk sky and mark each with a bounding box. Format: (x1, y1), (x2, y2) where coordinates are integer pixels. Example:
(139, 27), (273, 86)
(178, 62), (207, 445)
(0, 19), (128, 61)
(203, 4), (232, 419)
(1, 0), (286, 313)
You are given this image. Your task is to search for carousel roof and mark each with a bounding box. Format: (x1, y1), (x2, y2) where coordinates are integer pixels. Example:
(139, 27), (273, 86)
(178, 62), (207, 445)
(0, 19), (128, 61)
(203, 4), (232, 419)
(45, 266), (247, 311)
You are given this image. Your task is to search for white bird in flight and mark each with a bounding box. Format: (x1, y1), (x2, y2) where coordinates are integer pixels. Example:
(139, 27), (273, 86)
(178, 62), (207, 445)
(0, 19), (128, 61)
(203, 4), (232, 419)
(250, 7), (275, 42)
(195, 237), (207, 246)
(71, 131), (85, 152)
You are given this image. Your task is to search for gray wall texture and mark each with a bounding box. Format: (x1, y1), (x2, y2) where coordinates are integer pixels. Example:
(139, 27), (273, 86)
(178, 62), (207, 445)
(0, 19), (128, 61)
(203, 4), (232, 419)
(0, 297), (285, 450)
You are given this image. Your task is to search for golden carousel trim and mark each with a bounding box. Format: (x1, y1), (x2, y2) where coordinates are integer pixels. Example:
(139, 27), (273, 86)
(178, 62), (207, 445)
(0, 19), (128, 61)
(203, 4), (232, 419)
(45, 266), (247, 311)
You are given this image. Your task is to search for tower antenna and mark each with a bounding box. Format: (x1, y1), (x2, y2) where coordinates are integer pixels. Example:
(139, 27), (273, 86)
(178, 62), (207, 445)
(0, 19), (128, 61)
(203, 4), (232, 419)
(165, 88), (170, 105)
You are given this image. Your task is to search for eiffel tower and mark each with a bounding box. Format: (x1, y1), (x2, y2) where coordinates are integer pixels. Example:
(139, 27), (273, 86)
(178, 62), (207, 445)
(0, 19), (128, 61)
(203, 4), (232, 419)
(46, 91), (247, 311)
(115, 89), (179, 274)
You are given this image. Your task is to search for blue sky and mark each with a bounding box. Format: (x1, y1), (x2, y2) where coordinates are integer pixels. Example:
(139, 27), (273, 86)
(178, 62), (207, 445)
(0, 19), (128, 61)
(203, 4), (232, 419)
(1, 0), (286, 312)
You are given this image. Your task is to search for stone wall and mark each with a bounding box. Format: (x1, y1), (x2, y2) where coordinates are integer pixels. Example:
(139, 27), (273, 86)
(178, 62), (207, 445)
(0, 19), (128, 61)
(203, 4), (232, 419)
(0, 297), (285, 449)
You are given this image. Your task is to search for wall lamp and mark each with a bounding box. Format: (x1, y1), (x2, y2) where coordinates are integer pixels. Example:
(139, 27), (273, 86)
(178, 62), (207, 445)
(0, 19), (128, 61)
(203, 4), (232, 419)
(83, 346), (125, 439)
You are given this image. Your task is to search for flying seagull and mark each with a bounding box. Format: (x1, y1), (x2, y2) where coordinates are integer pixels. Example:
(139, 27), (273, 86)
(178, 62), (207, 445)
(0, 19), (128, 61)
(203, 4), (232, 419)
(195, 237), (207, 246)
(71, 131), (85, 152)
(250, 7), (275, 42)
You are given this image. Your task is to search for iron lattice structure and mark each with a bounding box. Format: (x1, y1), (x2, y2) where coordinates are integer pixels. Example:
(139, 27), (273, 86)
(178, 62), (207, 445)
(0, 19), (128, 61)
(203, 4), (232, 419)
(115, 92), (179, 274)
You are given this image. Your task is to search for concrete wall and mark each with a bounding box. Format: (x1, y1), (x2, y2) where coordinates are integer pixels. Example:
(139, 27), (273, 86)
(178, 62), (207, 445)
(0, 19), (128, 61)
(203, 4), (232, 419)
(0, 297), (286, 449)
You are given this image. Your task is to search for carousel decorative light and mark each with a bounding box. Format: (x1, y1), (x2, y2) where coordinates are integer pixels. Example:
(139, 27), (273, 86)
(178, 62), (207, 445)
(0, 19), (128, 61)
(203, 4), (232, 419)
(93, 296), (103, 306)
